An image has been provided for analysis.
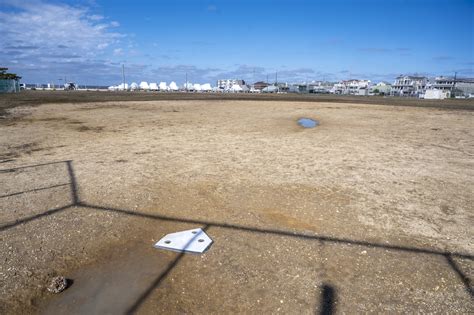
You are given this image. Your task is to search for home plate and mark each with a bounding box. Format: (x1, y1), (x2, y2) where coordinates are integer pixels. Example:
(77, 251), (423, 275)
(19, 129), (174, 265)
(154, 228), (213, 253)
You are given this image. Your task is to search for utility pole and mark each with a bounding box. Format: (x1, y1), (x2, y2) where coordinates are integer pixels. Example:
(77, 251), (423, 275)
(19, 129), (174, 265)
(452, 71), (457, 97)
(275, 72), (278, 85)
(185, 72), (188, 92)
(253, 68), (255, 88)
(122, 64), (125, 90)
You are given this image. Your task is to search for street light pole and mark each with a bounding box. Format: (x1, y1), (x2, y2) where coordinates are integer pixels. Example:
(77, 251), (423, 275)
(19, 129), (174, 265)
(122, 64), (125, 90)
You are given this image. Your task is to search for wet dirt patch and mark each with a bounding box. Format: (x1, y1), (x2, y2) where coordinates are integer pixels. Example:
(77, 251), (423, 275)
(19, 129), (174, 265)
(0, 151), (20, 161)
(16, 117), (85, 127)
(0, 159), (15, 164)
(40, 239), (176, 314)
(1, 144), (68, 160)
(261, 209), (319, 231)
(0, 142), (39, 160)
(75, 125), (105, 132)
(76, 104), (130, 111)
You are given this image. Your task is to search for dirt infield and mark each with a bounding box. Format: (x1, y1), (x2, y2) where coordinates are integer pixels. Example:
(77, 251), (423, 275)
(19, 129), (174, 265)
(0, 95), (473, 313)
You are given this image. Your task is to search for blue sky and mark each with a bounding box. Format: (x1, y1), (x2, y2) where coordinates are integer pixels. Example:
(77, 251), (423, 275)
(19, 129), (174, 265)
(1, 0), (473, 85)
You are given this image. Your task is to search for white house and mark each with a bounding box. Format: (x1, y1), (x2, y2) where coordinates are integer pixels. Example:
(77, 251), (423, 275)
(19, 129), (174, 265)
(130, 82), (139, 91)
(331, 79), (370, 95)
(193, 83), (202, 92)
(157, 82), (167, 91)
(249, 86), (261, 93)
(431, 76), (474, 97)
(139, 81), (150, 90)
(370, 82), (392, 95)
(262, 85), (278, 93)
(201, 83), (212, 92)
(230, 84), (243, 92)
(117, 83), (129, 91)
(149, 82), (159, 91)
(391, 75), (427, 96)
(217, 79), (245, 89)
(423, 89), (450, 99)
(183, 82), (194, 91)
(169, 81), (178, 91)
(308, 81), (332, 93)
(348, 79), (370, 95)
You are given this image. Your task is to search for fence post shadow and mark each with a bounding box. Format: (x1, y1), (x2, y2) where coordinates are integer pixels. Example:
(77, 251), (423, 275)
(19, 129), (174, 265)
(0, 160), (77, 231)
(126, 224), (211, 314)
(1, 160), (473, 311)
(444, 254), (473, 297)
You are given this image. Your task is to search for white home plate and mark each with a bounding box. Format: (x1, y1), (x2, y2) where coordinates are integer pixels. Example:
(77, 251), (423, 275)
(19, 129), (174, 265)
(154, 228), (213, 253)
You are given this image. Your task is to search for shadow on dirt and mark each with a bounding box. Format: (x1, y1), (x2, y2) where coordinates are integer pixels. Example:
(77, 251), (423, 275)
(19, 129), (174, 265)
(1, 160), (473, 313)
(319, 283), (336, 315)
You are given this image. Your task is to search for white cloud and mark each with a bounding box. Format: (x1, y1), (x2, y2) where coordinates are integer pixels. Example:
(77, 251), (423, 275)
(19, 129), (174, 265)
(0, 0), (126, 84)
(88, 14), (104, 21)
(0, 2), (122, 51)
(97, 43), (109, 50)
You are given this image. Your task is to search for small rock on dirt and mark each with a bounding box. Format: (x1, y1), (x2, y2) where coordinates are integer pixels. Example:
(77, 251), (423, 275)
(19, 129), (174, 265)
(47, 276), (68, 294)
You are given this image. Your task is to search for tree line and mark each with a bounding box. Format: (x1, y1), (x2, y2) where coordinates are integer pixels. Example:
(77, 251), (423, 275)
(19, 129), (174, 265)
(0, 67), (21, 80)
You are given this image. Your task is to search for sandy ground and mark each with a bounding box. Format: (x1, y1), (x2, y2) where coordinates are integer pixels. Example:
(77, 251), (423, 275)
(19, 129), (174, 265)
(0, 98), (473, 314)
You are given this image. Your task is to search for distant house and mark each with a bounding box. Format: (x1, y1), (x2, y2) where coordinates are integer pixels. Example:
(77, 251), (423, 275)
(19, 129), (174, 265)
(169, 81), (179, 91)
(149, 82), (159, 91)
(454, 78), (474, 96)
(158, 82), (168, 91)
(308, 81), (332, 94)
(370, 82), (392, 95)
(252, 81), (269, 91)
(139, 81), (150, 90)
(423, 89), (450, 99)
(391, 75), (427, 96)
(217, 79), (245, 90)
(331, 79), (370, 95)
(130, 82), (139, 91)
(276, 82), (289, 92)
(431, 76), (474, 97)
(201, 83), (212, 92)
(292, 83), (308, 93)
(262, 85), (278, 93)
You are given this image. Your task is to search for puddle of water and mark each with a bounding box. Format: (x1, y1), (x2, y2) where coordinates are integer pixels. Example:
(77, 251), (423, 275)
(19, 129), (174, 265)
(297, 118), (319, 128)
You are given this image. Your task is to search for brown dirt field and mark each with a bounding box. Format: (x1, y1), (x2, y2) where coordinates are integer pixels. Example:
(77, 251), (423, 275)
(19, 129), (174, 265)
(0, 94), (473, 314)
